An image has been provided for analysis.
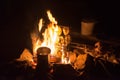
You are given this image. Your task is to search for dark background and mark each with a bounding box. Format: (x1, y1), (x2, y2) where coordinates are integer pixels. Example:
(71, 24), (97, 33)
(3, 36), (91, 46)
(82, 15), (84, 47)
(0, 0), (120, 64)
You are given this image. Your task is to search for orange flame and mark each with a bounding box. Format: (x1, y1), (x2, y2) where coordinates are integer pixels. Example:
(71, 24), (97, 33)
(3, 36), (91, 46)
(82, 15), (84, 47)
(47, 10), (57, 24)
(31, 10), (70, 64)
(38, 18), (43, 32)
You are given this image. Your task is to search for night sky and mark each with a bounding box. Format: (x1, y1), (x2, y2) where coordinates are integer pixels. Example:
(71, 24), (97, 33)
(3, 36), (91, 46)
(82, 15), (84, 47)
(0, 0), (120, 63)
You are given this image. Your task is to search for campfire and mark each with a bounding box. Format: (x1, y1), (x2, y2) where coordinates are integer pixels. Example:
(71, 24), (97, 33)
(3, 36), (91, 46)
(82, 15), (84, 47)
(18, 10), (76, 65)
(15, 10), (120, 80)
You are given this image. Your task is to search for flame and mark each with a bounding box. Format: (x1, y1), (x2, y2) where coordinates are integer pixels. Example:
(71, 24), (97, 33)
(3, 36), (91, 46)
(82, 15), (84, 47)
(41, 24), (60, 55)
(40, 10), (60, 55)
(61, 51), (70, 64)
(47, 10), (57, 24)
(38, 18), (43, 32)
(32, 10), (59, 56)
(31, 10), (70, 64)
